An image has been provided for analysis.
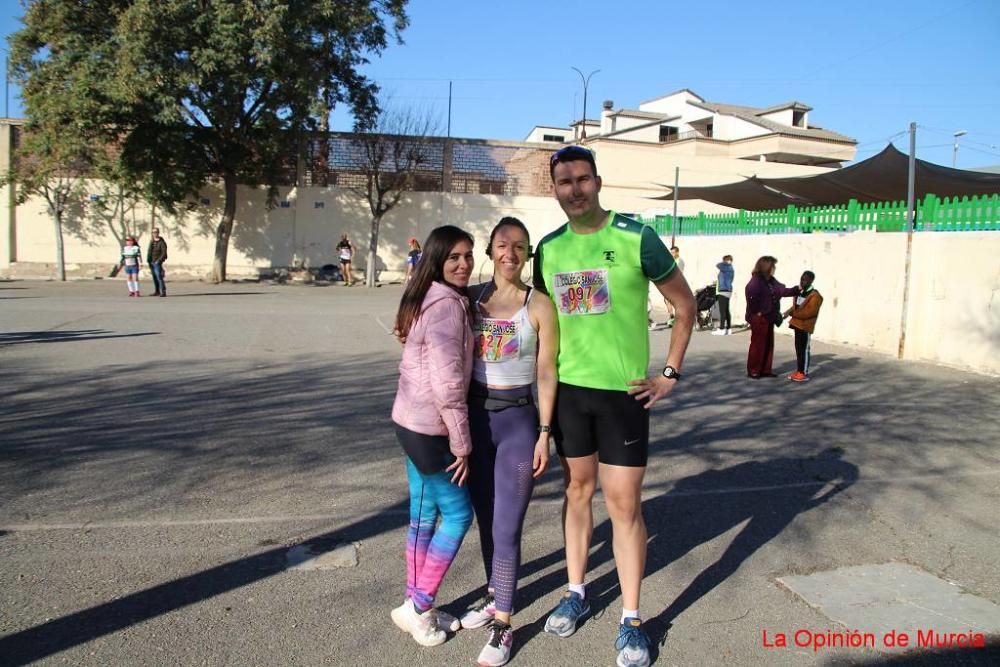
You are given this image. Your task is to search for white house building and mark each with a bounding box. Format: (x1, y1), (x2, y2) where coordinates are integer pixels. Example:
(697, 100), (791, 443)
(527, 88), (856, 167)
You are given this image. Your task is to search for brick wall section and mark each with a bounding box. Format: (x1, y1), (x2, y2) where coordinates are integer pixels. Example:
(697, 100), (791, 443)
(303, 133), (554, 197)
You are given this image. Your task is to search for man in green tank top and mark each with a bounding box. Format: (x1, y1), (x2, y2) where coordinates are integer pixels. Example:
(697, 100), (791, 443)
(533, 145), (695, 667)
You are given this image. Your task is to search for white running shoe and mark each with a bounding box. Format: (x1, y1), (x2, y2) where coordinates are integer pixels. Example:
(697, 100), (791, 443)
(711, 329), (725, 336)
(391, 599), (447, 647)
(477, 620), (514, 666)
(461, 594), (497, 629)
(725, 328), (732, 335)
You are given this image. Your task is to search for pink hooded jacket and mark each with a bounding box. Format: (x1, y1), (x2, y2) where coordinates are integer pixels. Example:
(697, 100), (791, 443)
(391, 281), (474, 456)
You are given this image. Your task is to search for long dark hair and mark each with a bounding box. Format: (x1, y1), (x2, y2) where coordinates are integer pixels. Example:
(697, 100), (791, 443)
(394, 225), (474, 339)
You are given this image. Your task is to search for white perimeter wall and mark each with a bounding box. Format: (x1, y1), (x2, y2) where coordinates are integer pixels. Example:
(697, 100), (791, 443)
(671, 231), (999, 376)
(3, 182), (997, 376)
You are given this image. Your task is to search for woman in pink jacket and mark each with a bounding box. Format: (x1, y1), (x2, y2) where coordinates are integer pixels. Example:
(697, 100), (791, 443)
(390, 225), (476, 648)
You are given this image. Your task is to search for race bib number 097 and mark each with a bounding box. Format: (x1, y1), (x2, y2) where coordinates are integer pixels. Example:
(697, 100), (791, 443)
(553, 269), (610, 315)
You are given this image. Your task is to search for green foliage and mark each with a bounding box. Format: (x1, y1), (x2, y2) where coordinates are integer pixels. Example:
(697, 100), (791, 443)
(11, 0), (409, 278)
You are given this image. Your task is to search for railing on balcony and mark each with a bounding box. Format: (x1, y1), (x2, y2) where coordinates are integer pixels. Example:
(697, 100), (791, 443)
(659, 129), (711, 144)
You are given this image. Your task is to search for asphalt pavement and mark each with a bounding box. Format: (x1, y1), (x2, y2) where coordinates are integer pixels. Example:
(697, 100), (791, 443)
(1, 279), (998, 666)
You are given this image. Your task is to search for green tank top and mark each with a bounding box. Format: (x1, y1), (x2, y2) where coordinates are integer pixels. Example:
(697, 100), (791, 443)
(532, 212), (676, 391)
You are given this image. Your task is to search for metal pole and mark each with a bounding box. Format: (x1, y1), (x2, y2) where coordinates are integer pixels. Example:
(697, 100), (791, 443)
(952, 130), (966, 168)
(571, 68), (600, 140)
(671, 166), (679, 247)
(447, 81), (452, 138)
(898, 122), (917, 360)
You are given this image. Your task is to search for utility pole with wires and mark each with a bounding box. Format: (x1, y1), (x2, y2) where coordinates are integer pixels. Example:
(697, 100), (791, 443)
(898, 121), (917, 360)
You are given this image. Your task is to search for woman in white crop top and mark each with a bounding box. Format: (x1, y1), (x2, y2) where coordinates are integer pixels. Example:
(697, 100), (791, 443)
(459, 217), (558, 666)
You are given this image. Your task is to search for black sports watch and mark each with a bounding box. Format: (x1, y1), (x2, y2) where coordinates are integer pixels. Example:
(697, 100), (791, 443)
(661, 365), (682, 381)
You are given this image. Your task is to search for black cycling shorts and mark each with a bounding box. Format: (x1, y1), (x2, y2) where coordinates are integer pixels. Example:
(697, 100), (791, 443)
(395, 424), (456, 474)
(553, 382), (650, 467)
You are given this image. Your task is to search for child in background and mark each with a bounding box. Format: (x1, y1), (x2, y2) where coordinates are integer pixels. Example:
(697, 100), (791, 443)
(405, 237), (422, 283)
(120, 236), (142, 296)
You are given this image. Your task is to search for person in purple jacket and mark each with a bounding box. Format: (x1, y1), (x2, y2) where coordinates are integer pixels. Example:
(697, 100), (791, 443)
(390, 225), (477, 647)
(744, 255), (798, 378)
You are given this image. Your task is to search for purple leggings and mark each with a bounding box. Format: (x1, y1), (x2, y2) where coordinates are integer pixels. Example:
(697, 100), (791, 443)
(468, 386), (539, 614)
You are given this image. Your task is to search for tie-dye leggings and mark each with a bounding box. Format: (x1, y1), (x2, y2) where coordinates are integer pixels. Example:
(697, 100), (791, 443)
(405, 456), (473, 612)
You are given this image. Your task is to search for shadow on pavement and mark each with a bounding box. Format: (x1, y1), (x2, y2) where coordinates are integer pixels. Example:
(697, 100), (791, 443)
(163, 292), (269, 297)
(0, 330), (160, 345)
(0, 501), (408, 666)
(504, 449), (858, 655)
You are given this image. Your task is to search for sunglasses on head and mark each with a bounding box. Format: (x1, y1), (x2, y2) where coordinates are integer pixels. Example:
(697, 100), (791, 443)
(549, 145), (594, 165)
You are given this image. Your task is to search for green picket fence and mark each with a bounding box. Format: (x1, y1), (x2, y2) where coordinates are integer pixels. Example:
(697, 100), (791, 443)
(642, 193), (1000, 236)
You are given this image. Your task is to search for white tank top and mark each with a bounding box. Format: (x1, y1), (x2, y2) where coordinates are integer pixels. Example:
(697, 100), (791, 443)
(472, 285), (538, 387)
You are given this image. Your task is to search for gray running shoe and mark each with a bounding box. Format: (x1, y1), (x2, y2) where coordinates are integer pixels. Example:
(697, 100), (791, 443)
(543, 591), (590, 638)
(615, 618), (651, 667)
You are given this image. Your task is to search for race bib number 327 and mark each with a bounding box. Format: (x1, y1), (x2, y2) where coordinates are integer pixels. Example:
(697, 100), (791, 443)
(474, 318), (520, 362)
(553, 269), (610, 315)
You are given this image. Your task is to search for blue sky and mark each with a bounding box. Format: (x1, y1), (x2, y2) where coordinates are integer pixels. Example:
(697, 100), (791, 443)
(4, 0), (999, 169)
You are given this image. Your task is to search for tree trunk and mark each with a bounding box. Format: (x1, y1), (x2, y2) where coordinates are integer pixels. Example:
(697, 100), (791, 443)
(211, 170), (238, 283)
(52, 210), (66, 282)
(366, 214), (381, 287)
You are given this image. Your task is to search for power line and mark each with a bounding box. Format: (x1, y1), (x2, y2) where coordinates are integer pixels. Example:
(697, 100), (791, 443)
(960, 145), (1000, 159)
(765, 0), (981, 91)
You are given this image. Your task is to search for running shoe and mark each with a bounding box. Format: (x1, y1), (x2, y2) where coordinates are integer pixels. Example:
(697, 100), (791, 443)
(434, 608), (461, 633)
(543, 591), (590, 638)
(789, 371), (810, 382)
(461, 594), (497, 629)
(615, 618), (651, 667)
(390, 599), (447, 647)
(477, 619), (514, 666)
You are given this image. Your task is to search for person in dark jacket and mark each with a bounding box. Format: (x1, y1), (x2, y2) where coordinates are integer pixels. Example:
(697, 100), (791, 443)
(783, 270), (824, 382)
(744, 256), (798, 378)
(712, 254), (735, 335)
(146, 228), (168, 297)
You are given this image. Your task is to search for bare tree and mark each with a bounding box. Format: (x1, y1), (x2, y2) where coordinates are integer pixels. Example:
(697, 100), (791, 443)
(3, 126), (90, 281)
(350, 106), (440, 287)
(84, 182), (145, 250)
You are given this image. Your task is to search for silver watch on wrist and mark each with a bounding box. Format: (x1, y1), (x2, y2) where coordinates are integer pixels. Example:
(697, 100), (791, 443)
(661, 365), (682, 381)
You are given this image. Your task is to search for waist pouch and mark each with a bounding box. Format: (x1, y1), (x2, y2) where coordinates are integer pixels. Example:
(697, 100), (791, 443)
(469, 383), (534, 412)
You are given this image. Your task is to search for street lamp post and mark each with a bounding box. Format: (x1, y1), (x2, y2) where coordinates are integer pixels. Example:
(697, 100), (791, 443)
(571, 67), (600, 139)
(952, 130), (967, 168)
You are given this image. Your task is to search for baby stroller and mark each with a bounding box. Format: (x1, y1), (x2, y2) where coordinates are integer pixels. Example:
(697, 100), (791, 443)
(694, 284), (717, 330)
